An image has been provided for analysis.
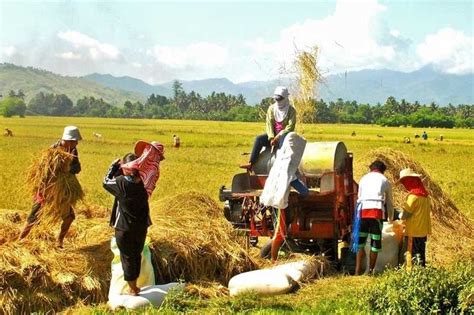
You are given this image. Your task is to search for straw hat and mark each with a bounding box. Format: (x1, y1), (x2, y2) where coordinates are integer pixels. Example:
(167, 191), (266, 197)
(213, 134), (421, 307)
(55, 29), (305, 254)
(62, 126), (82, 141)
(399, 168), (422, 181)
(134, 140), (165, 160)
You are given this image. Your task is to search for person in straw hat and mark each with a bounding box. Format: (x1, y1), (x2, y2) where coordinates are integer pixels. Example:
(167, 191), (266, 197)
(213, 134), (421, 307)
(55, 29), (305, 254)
(103, 140), (164, 296)
(19, 125), (82, 248)
(354, 160), (394, 275)
(398, 168), (431, 268)
(240, 86), (296, 171)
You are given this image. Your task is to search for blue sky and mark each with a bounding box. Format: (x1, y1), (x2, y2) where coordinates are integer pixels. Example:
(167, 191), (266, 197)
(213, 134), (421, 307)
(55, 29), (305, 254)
(0, 0), (472, 83)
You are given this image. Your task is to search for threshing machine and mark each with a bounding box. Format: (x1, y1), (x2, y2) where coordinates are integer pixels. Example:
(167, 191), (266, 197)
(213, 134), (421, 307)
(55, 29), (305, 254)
(219, 142), (358, 262)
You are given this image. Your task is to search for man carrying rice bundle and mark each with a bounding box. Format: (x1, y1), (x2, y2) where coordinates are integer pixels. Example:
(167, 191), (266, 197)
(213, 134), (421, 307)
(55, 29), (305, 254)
(19, 126), (83, 248)
(103, 140), (164, 296)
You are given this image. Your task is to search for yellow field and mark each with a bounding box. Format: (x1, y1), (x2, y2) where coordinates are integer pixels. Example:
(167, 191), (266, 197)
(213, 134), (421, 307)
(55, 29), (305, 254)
(1, 116), (473, 219)
(0, 116), (473, 313)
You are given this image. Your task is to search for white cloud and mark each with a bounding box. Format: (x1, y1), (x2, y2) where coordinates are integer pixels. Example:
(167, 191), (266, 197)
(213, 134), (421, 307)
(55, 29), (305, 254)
(57, 30), (121, 61)
(2, 46), (17, 57)
(416, 28), (473, 74)
(390, 29), (400, 38)
(56, 51), (82, 60)
(131, 62), (142, 68)
(147, 42), (228, 69)
(244, 0), (414, 78)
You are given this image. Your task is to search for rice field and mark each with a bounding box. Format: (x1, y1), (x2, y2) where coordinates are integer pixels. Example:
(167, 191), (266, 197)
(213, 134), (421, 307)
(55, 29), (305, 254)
(1, 116), (472, 219)
(0, 116), (473, 313)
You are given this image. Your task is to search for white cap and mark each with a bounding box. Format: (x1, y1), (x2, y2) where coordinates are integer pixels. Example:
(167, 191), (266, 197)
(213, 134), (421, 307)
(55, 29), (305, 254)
(62, 126), (82, 141)
(274, 86), (289, 98)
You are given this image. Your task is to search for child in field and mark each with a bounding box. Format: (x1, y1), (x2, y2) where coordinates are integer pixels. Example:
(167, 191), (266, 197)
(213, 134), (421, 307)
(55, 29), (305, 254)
(103, 140), (164, 296)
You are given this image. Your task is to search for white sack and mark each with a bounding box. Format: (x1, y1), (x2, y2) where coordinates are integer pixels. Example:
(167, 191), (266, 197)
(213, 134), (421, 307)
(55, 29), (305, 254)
(229, 260), (316, 296)
(108, 236), (155, 297)
(260, 132), (307, 209)
(108, 283), (183, 310)
(362, 222), (401, 273)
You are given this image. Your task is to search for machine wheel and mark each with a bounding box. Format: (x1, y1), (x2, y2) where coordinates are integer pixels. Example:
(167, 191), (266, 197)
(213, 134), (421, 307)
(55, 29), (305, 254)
(260, 239), (272, 259)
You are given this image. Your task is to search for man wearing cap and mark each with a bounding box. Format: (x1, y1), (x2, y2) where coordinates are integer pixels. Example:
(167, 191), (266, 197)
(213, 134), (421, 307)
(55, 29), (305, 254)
(398, 168), (431, 267)
(240, 86), (296, 170)
(19, 126), (82, 248)
(355, 160), (394, 275)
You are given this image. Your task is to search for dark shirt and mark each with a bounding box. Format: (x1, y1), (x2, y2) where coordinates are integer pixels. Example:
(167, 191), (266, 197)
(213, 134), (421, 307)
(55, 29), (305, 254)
(52, 140), (81, 174)
(103, 164), (151, 231)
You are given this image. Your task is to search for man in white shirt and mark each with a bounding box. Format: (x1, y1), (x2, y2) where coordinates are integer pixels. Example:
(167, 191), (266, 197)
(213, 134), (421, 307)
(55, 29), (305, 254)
(355, 160), (394, 275)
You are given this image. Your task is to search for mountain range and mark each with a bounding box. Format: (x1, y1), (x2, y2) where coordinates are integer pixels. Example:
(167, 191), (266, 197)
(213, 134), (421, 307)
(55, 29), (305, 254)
(1, 63), (472, 106)
(84, 66), (474, 105)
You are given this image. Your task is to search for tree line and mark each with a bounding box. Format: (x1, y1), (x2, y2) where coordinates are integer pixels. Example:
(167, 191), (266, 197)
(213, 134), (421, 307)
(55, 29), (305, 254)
(1, 81), (472, 128)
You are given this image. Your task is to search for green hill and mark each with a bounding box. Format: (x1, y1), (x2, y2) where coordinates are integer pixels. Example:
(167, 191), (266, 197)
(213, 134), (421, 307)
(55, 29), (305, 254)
(0, 63), (145, 106)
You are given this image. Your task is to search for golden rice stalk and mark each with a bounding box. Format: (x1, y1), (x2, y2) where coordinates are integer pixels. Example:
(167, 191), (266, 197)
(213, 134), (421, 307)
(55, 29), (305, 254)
(0, 210), (110, 314)
(26, 148), (84, 224)
(292, 46), (322, 126)
(149, 192), (259, 285)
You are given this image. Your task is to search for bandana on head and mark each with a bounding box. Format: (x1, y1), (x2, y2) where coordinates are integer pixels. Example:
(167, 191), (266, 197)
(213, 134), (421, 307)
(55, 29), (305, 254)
(121, 142), (164, 197)
(400, 176), (428, 197)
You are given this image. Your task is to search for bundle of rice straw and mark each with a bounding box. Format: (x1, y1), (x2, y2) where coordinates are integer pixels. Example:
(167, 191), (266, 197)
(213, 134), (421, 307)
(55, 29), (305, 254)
(149, 192), (259, 285)
(26, 148), (84, 224)
(292, 46), (322, 125)
(0, 210), (111, 314)
(361, 148), (474, 266)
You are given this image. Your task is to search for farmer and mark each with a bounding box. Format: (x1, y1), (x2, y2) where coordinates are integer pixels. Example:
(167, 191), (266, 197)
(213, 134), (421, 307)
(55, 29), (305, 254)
(354, 160), (394, 275)
(103, 140), (164, 296)
(19, 126), (82, 248)
(173, 134), (181, 148)
(398, 168), (431, 267)
(240, 86), (296, 170)
(422, 131), (428, 140)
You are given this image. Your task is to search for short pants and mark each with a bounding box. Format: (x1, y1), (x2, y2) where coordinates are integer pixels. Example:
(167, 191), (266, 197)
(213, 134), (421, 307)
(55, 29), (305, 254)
(358, 218), (382, 252)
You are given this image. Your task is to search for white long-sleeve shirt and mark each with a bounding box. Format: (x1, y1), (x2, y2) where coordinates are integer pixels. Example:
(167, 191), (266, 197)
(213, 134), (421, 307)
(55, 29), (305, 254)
(357, 171), (394, 220)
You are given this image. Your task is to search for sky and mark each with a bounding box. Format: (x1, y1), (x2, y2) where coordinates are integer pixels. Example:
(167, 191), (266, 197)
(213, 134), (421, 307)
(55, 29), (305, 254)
(0, 0), (472, 84)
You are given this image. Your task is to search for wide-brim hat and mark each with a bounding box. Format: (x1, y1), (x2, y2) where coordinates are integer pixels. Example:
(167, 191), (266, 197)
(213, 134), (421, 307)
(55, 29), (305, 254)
(399, 168), (422, 181)
(62, 126), (82, 141)
(134, 140), (165, 160)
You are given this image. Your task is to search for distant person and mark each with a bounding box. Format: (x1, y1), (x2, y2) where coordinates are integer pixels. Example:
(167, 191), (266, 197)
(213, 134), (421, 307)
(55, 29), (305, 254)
(103, 140), (164, 296)
(354, 160), (394, 275)
(351, 131), (356, 136)
(173, 134), (181, 148)
(19, 126), (82, 248)
(4, 128), (13, 136)
(421, 131), (428, 140)
(398, 168), (431, 268)
(440, 135), (444, 141)
(404, 137), (411, 144)
(240, 86), (296, 170)
(414, 134), (420, 139)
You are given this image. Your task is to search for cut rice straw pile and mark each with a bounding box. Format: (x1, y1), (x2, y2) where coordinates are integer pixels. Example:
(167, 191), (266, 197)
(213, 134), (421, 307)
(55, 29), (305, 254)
(149, 192), (259, 285)
(26, 147), (84, 225)
(362, 148), (474, 266)
(0, 210), (111, 315)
